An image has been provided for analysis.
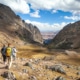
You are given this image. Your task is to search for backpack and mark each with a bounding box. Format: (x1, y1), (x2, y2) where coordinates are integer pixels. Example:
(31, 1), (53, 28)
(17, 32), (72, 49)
(6, 47), (12, 57)
(12, 48), (16, 53)
(12, 48), (16, 56)
(1, 47), (6, 55)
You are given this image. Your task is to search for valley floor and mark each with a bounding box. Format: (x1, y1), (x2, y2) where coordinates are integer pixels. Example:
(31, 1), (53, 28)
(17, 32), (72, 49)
(0, 44), (80, 80)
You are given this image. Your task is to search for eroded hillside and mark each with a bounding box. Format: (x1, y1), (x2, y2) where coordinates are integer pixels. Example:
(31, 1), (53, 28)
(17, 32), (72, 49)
(49, 21), (80, 49)
(0, 3), (43, 47)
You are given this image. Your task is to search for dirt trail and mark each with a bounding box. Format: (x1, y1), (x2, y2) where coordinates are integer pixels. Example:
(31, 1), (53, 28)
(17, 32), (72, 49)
(0, 58), (7, 75)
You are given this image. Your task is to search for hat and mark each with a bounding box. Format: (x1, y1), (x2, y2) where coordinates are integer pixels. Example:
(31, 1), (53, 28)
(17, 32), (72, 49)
(8, 43), (11, 46)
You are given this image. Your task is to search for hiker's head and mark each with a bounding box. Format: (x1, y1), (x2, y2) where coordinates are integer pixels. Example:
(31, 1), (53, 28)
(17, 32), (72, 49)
(3, 44), (5, 47)
(8, 43), (11, 47)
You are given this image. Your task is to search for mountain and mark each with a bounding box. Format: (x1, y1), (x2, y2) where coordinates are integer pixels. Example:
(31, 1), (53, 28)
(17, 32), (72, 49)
(0, 3), (43, 47)
(25, 23), (43, 44)
(49, 21), (80, 49)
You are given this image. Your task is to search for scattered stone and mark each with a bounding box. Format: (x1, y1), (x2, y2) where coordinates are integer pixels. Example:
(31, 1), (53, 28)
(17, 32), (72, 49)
(69, 76), (74, 79)
(76, 78), (80, 80)
(77, 72), (80, 75)
(53, 76), (66, 80)
(46, 65), (66, 74)
(24, 62), (32, 66)
(12, 63), (18, 68)
(24, 62), (34, 69)
(43, 56), (54, 61)
(1, 71), (16, 80)
(29, 59), (33, 63)
(22, 69), (28, 73)
(28, 76), (37, 80)
(20, 58), (25, 61)
(65, 50), (78, 55)
(66, 65), (73, 69)
(32, 59), (41, 65)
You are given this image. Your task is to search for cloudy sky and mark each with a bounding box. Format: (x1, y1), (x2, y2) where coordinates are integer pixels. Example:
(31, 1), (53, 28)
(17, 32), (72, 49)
(0, 0), (80, 32)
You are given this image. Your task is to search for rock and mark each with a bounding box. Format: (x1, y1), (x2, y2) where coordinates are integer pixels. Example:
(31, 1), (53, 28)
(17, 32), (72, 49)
(24, 62), (34, 69)
(12, 63), (18, 68)
(45, 65), (50, 69)
(33, 59), (41, 64)
(77, 78), (80, 80)
(57, 67), (66, 74)
(69, 76), (74, 79)
(1, 71), (16, 80)
(53, 76), (66, 80)
(77, 72), (80, 75)
(20, 58), (26, 61)
(65, 50), (78, 55)
(24, 62), (32, 66)
(22, 69), (28, 73)
(28, 76), (37, 80)
(29, 59), (33, 63)
(66, 64), (73, 69)
(43, 56), (54, 61)
(46, 65), (66, 74)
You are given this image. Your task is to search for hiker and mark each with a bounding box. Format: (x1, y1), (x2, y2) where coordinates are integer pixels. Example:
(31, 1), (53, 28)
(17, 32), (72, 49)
(1, 44), (6, 64)
(6, 43), (12, 69)
(12, 47), (17, 61)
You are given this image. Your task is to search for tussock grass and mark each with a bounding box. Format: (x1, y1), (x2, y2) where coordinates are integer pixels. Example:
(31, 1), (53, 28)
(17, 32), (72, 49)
(17, 45), (50, 58)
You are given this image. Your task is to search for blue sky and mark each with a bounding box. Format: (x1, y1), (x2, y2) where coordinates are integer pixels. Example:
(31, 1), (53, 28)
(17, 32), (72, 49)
(0, 0), (80, 32)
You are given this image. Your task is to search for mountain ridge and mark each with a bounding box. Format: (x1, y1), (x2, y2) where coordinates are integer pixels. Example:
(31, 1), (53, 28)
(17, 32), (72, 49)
(0, 3), (43, 47)
(49, 21), (80, 49)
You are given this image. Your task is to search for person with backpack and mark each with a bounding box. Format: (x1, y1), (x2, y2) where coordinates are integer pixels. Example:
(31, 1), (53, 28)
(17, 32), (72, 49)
(1, 44), (7, 64)
(12, 47), (17, 61)
(6, 43), (12, 69)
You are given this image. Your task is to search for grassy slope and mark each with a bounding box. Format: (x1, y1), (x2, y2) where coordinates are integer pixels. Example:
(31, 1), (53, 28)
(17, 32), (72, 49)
(17, 44), (50, 58)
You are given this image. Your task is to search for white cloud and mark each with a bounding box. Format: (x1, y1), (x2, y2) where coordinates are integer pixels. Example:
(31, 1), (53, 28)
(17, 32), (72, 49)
(30, 10), (40, 18)
(52, 10), (58, 13)
(1, 0), (80, 15)
(64, 15), (80, 20)
(0, 0), (30, 14)
(25, 19), (67, 32)
(72, 10), (80, 16)
(26, 0), (80, 14)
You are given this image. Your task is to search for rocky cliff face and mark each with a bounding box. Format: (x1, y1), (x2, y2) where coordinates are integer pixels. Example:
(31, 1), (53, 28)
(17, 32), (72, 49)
(49, 21), (80, 49)
(0, 3), (43, 47)
(25, 23), (43, 44)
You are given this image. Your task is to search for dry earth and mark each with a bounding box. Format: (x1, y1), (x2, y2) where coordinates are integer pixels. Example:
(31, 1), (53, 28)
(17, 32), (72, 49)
(0, 44), (80, 80)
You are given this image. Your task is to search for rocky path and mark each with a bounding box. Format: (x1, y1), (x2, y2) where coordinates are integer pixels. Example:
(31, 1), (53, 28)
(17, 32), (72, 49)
(0, 57), (8, 74)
